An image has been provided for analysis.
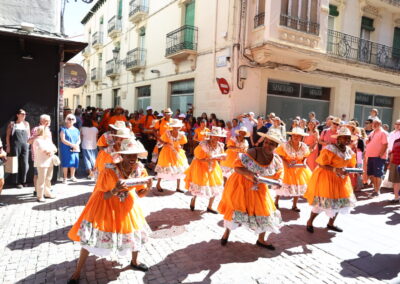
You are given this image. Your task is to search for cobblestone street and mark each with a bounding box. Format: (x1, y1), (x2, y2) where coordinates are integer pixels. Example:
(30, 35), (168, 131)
(0, 179), (399, 284)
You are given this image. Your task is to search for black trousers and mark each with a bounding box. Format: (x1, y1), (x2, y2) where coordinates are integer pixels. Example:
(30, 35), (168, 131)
(11, 142), (29, 184)
(140, 135), (157, 163)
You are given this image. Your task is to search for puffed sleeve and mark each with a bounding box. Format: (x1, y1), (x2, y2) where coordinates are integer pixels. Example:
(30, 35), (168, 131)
(134, 167), (149, 194)
(274, 144), (287, 159)
(179, 133), (188, 145)
(227, 139), (236, 148)
(93, 168), (118, 192)
(194, 144), (208, 159)
(347, 153), (357, 168)
(315, 149), (333, 166)
(160, 132), (169, 143)
(302, 143), (310, 158)
(269, 155), (284, 180)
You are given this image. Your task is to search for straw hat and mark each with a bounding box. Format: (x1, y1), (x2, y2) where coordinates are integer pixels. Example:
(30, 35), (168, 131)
(178, 113), (186, 119)
(111, 128), (135, 139)
(163, 108), (173, 114)
(257, 130), (284, 145)
(235, 126), (250, 137)
(109, 120), (127, 130)
(332, 117), (341, 125)
(331, 127), (358, 141)
(344, 121), (357, 130)
(112, 137), (148, 157)
(209, 127), (227, 137)
(168, 118), (184, 128)
(287, 127), (309, 137)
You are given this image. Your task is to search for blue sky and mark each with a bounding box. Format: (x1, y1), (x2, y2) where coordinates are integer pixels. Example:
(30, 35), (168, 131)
(64, 0), (95, 39)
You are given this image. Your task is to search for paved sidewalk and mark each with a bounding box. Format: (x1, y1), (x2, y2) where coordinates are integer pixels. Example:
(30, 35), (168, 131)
(0, 179), (399, 284)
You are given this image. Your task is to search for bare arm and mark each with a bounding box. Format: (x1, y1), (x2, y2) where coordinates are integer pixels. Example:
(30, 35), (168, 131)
(5, 123), (11, 153)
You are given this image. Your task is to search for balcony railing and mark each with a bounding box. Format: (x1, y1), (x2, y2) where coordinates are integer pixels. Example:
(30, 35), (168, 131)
(92, 32), (103, 47)
(280, 14), (319, 35)
(327, 30), (400, 71)
(166, 25), (198, 57)
(129, 1), (149, 18)
(108, 16), (122, 35)
(381, 0), (400, 6)
(126, 48), (146, 70)
(91, 68), (102, 81)
(254, 12), (265, 28)
(106, 60), (120, 76)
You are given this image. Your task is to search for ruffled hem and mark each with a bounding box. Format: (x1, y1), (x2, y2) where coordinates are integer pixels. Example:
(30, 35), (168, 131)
(224, 210), (282, 234)
(310, 196), (356, 218)
(155, 165), (188, 176)
(221, 166), (234, 178)
(188, 182), (223, 198)
(78, 220), (150, 257)
(157, 173), (185, 180)
(274, 184), (307, 196)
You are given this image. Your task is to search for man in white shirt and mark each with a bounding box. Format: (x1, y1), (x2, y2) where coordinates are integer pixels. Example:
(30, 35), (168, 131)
(238, 112), (257, 145)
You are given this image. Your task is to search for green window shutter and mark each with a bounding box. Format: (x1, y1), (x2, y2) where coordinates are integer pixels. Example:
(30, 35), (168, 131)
(393, 27), (400, 58)
(100, 17), (103, 24)
(329, 5), (339, 17)
(118, 0), (123, 19)
(184, 1), (195, 26)
(361, 17), (375, 32)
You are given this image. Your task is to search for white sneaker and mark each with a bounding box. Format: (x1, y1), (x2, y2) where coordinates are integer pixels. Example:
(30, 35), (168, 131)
(70, 177), (77, 182)
(62, 179), (68, 184)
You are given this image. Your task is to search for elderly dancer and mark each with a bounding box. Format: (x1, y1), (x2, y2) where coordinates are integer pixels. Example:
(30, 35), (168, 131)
(185, 127), (226, 213)
(304, 127), (358, 233)
(218, 131), (283, 249)
(67, 137), (152, 283)
(155, 119), (189, 192)
(220, 126), (249, 180)
(274, 127), (312, 211)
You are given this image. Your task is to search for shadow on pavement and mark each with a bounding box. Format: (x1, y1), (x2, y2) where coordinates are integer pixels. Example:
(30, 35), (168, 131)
(15, 256), (123, 283)
(145, 187), (176, 197)
(351, 200), (400, 225)
(340, 251), (400, 281)
(31, 192), (91, 211)
(143, 239), (263, 284)
(278, 208), (301, 222)
(146, 208), (203, 238)
(7, 226), (72, 250)
(0, 193), (36, 205)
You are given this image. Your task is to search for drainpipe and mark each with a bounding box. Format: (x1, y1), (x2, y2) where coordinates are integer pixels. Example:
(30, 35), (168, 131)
(213, 0), (218, 82)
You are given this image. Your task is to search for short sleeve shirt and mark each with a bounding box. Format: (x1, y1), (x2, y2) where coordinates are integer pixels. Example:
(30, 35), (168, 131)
(320, 128), (337, 149)
(365, 128), (389, 159)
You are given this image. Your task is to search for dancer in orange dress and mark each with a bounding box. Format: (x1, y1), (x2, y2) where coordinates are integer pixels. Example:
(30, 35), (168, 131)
(304, 119), (319, 171)
(67, 138), (152, 283)
(274, 127), (312, 211)
(185, 127), (226, 213)
(155, 119), (189, 193)
(218, 131), (283, 249)
(220, 126), (249, 180)
(304, 127), (358, 233)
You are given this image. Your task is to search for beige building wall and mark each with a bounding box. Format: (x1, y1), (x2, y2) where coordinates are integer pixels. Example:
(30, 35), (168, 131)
(80, 0), (400, 128)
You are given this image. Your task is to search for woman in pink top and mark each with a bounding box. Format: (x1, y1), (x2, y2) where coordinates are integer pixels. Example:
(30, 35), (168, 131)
(304, 120), (319, 171)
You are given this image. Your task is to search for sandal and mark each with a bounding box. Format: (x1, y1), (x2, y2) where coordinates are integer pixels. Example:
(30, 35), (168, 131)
(327, 224), (343, 232)
(156, 185), (164, 192)
(221, 238), (228, 246)
(291, 207), (301, 212)
(206, 207), (218, 214)
(130, 262), (149, 272)
(176, 188), (184, 193)
(306, 225), (314, 233)
(256, 240), (275, 250)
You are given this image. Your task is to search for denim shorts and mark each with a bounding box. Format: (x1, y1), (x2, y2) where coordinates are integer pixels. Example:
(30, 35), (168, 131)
(367, 157), (386, 178)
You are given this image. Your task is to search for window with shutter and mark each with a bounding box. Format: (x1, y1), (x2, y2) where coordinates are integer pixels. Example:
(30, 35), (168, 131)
(392, 27), (400, 58)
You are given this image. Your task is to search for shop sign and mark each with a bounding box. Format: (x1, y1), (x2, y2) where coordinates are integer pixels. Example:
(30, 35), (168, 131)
(374, 96), (394, 108)
(355, 93), (373, 105)
(268, 80), (300, 97)
(302, 85), (330, 101)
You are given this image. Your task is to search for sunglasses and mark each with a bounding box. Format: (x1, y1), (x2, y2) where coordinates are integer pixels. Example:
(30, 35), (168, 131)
(67, 118), (75, 121)
(18, 113), (26, 115)
(333, 123), (339, 126)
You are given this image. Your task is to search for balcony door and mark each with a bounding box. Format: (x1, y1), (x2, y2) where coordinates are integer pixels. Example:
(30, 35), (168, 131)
(139, 28), (146, 63)
(359, 17), (374, 63)
(184, 1), (195, 49)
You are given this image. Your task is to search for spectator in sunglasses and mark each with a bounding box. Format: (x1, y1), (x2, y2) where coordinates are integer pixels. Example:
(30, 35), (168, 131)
(60, 114), (81, 184)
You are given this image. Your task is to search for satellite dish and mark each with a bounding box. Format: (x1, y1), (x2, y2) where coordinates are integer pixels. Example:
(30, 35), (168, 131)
(63, 63), (87, 88)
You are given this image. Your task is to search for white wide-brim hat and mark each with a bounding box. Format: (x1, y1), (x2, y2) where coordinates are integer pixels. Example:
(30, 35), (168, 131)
(168, 118), (184, 128)
(111, 128), (135, 139)
(209, 126), (227, 137)
(287, 127), (309, 137)
(109, 120), (127, 130)
(235, 126), (250, 137)
(112, 138), (148, 158)
(258, 130), (284, 145)
(163, 107), (173, 114)
(331, 127), (358, 141)
(146, 106), (153, 111)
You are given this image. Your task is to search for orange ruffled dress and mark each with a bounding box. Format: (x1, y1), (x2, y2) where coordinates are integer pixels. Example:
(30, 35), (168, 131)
(185, 141), (225, 197)
(275, 142), (312, 196)
(155, 131), (189, 180)
(304, 144), (357, 218)
(220, 137), (249, 178)
(68, 162), (150, 257)
(218, 153), (283, 234)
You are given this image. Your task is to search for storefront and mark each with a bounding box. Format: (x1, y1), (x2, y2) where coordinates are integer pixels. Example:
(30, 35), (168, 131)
(266, 79), (331, 125)
(354, 93), (394, 127)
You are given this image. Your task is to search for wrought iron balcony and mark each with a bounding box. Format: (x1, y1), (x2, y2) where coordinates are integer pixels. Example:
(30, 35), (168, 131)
(254, 12), (265, 28)
(165, 25), (198, 58)
(91, 68), (102, 82)
(92, 32), (103, 49)
(108, 16), (122, 38)
(106, 60), (120, 77)
(126, 48), (146, 71)
(279, 14), (319, 35)
(129, 1), (149, 23)
(327, 30), (400, 72)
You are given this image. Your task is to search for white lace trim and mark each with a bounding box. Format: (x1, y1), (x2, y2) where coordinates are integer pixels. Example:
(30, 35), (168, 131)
(239, 153), (283, 176)
(199, 140), (225, 157)
(155, 164), (188, 176)
(230, 137), (249, 151)
(325, 144), (354, 161)
(311, 206), (353, 219)
(188, 182), (223, 197)
(282, 141), (309, 159)
(221, 166), (234, 178)
(165, 130), (186, 143)
(274, 184), (307, 196)
(224, 210), (282, 234)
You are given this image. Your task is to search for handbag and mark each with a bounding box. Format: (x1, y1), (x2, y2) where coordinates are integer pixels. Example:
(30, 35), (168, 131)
(52, 155), (61, 166)
(4, 156), (18, 173)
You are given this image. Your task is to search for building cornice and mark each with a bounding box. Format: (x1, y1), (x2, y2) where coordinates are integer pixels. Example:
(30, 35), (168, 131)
(81, 0), (107, 24)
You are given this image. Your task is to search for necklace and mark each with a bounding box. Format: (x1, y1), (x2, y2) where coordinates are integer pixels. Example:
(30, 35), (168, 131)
(335, 144), (346, 153)
(118, 162), (136, 178)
